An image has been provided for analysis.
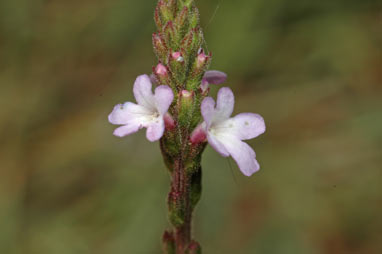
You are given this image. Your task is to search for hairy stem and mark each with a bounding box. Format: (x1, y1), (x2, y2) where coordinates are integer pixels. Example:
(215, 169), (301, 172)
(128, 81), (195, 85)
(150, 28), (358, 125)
(161, 137), (204, 253)
(173, 159), (191, 252)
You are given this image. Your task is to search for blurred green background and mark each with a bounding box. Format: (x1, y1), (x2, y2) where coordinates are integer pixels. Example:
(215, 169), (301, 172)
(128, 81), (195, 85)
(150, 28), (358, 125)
(0, 0), (381, 253)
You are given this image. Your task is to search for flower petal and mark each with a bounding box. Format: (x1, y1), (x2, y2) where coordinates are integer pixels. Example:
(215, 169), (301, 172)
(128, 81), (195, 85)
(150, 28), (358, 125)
(215, 87), (234, 120)
(216, 134), (260, 176)
(113, 124), (141, 137)
(207, 133), (230, 157)
(146, 117), (165, 142)
(229, 140), (260, 176)
(108, 103), (130, 125)
(154, 85), (174, 115)
(201, 97), (216, 127)
(108, 102), (153, 125)
(133, 74), (155, 110)
(230, 113), (266, 140)
(203, 70), (227, 85)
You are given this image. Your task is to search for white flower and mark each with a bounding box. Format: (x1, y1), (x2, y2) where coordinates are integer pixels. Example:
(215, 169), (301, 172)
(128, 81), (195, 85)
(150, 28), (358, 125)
(200, 87), (265, 176)
(108, 74), (174, 142)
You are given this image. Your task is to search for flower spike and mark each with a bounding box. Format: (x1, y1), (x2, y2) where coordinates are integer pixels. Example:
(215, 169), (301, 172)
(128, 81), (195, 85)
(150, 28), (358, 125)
(108, 0), (267, 250)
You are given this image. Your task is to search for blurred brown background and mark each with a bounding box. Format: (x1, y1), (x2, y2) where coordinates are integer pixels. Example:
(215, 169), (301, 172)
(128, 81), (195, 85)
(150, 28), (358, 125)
(0, 0), (381, 253)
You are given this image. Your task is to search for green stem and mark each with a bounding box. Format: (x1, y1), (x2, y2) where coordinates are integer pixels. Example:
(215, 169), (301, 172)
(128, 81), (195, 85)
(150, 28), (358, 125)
(162, 139), (204, 253)
(171, 158), (192, 253)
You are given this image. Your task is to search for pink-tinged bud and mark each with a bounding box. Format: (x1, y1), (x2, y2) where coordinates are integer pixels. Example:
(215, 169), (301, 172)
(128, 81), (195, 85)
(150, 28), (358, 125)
(200, 79), (209, 93)
(190, 125), (207, 145)
(155, 63), (168, 76)
(180, 90), (193, 109)
(171, 51), (181, 59)
(164, 113), (175, 130)
(181, 89), (192, 98)
(171, 52), (184, 62)
(197, 52), (207, 68)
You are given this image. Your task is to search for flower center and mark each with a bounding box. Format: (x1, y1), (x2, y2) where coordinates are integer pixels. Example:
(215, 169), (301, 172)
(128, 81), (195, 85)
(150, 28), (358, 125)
(150, 112), (160, 123)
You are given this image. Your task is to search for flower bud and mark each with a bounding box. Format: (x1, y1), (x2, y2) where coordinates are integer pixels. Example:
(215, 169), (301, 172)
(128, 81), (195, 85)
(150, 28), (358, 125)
(158, 0), (173, 22)
(181, 29), (194, 51)
(190, 125), (207, 145)
(154, 3), (163, 29)
(169, 51), (185, 84)
(196, 52), (207, 69)
(163, 21), (176, 47)
(200, 79), (209, 94)
(155, 63), (168, 76)
(181, 28), (202, 56)
(189, 6), (200, 28)
(180, 90), (193, 108)
(178, 90), (194, 127)
(187, 49), (211, 87)
(153, 63), (171, 86)
(196, 48), (211, 71)
(175, 6), (189, 32)
(152, 33), (168, 62)
(164, 113), (176, 130)
(180, 90), (193, 107)
(171, 51), (184, 62)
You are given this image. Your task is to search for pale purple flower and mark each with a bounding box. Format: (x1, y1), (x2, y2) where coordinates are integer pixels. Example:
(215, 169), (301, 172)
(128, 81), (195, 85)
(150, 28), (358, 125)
(199, 87), (265, 176)
(201, 70), (227, 92)
(108, 74), (174, 142)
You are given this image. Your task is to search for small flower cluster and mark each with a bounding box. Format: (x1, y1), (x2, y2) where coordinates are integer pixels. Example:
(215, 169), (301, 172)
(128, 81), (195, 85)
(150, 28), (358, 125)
(109, 1), (265, 177)
(109, 71), (265, 176)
